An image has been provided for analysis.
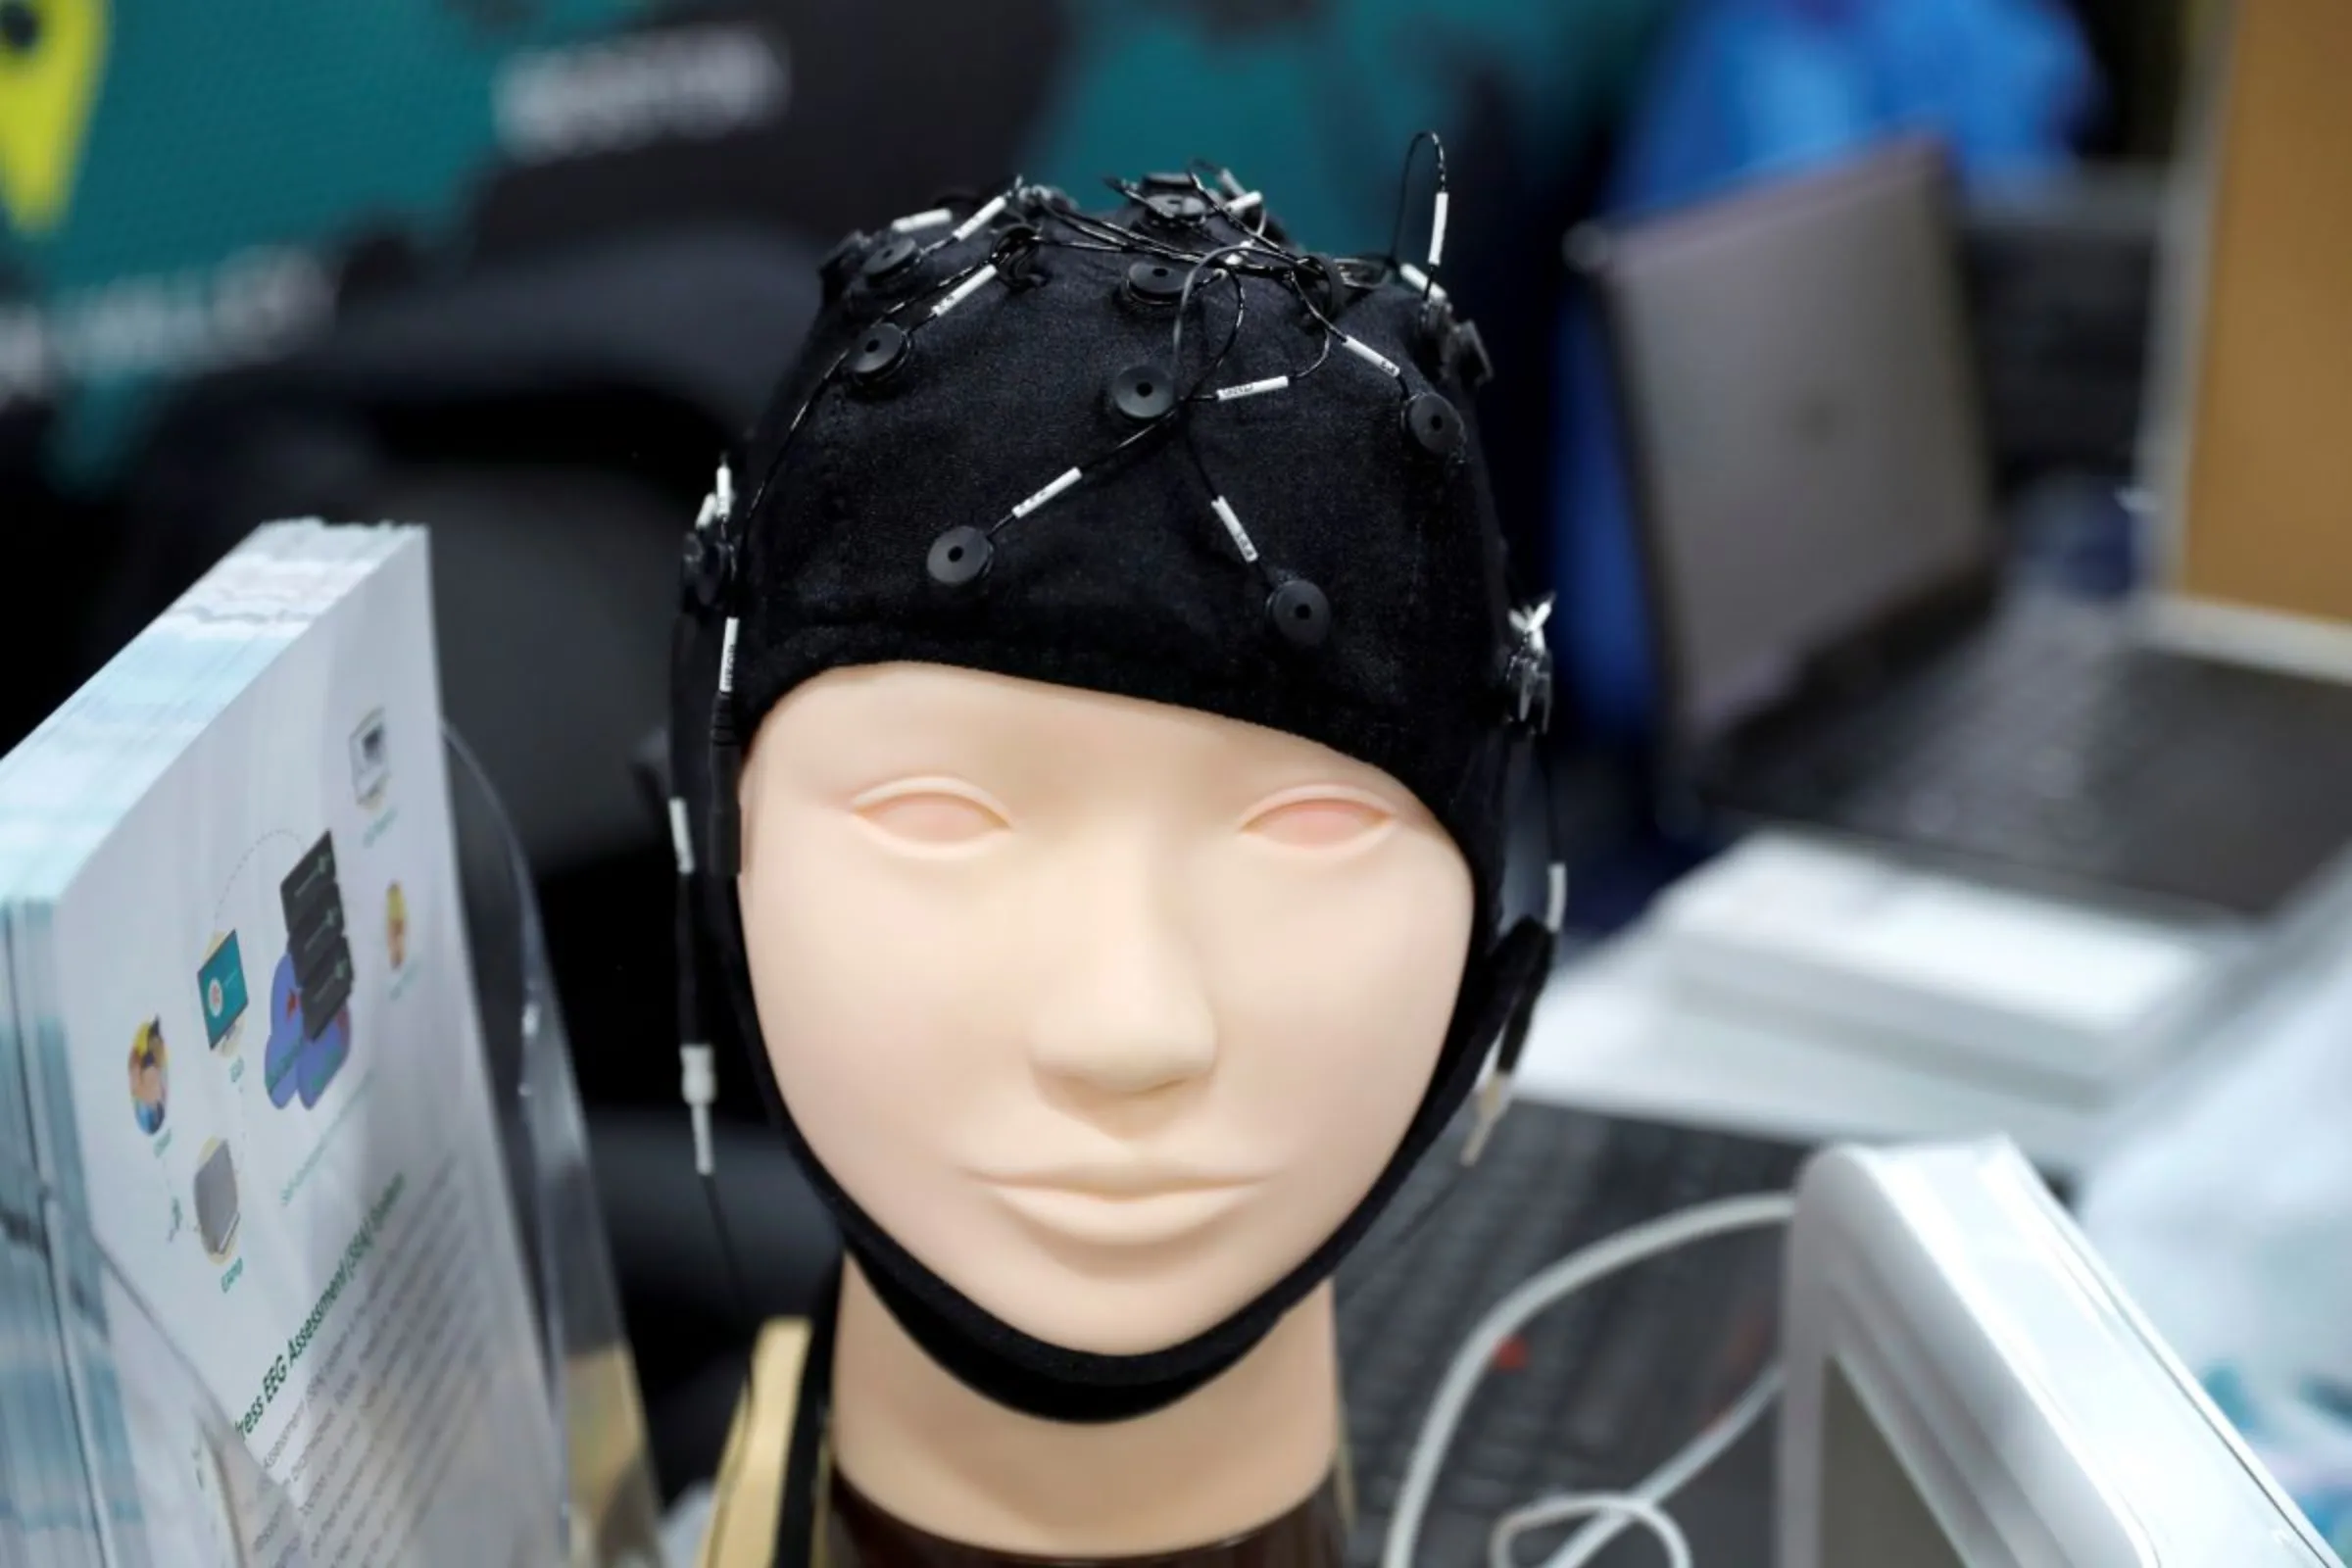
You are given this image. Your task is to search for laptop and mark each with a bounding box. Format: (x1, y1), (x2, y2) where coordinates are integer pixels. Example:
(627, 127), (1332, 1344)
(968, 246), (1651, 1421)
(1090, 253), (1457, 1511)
(1575, 137), (2352, 919)
(1782, 1138), (2337, 1566)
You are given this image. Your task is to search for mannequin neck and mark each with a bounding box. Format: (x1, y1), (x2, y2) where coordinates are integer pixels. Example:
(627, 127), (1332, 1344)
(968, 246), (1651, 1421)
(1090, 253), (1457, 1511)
(828, 1261), (1342, 1557)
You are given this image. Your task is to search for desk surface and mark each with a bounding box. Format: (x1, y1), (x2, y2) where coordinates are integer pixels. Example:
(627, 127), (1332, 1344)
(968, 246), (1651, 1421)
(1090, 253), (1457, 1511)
(1512, 892), (2352, 1181)
(1515, 938), (2113, 1170)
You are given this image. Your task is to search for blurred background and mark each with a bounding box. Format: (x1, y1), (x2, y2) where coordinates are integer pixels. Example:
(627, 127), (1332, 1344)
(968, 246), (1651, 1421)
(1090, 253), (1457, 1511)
(0, 0), (2191, 1074)
(11, 0), (2352, 1558)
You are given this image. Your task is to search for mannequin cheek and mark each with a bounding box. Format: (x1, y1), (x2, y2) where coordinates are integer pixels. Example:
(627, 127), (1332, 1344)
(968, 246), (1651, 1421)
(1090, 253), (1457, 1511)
(1211, 862), (1472, 1135)
(737, 838), (1022, 1146)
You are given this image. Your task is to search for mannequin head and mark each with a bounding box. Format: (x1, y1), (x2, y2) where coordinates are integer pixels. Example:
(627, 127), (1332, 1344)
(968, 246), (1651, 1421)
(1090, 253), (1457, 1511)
(737, 662), (1472, 1353)
(674, 162), (1556, 1420)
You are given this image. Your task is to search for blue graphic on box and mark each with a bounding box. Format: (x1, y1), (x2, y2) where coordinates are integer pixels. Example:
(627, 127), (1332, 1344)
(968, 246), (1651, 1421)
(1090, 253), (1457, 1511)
(262, 952), (350, 1110)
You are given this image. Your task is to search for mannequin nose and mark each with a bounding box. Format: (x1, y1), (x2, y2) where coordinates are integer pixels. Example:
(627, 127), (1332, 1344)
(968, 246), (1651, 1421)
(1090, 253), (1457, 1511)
(1027, 882), (1218, 1099)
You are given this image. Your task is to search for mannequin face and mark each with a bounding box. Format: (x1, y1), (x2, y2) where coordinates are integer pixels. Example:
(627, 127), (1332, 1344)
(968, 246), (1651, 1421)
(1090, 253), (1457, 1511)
(737, 662), (1473, 1356)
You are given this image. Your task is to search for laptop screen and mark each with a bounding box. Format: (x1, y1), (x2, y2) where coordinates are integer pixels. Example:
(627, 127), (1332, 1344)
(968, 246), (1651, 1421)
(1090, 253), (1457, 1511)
(1601, 141), (1997, 750)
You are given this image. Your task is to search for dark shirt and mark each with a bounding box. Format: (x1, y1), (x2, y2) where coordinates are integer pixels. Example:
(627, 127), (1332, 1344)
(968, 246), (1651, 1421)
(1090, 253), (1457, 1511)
(820, 1464), (1348, 1568)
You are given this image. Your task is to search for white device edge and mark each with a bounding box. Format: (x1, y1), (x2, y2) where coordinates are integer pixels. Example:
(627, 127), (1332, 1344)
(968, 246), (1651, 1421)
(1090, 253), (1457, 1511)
(1780, 1137), (2335, 1567)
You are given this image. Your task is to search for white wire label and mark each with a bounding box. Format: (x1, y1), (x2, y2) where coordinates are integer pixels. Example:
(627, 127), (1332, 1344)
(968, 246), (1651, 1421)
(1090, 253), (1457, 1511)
(695, 459), (733, 532)
(931, 264), (1000, 319)
(1429, 190), (1450, 269)
(717, 617), (740, 696)
(1210, 496), (1259, 563)
(891, 208), (952, 233)
(951, 193), (1010, 243)
(1215, 375), (1290, 403)
(667, 798), (697, 877)
(1012, 467), (1084, 519)
(1340, 334), (1403, 380)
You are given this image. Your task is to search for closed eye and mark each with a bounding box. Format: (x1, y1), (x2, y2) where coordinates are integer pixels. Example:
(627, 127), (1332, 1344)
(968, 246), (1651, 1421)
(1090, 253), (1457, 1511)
(1242, 790), (1395, 849)
(852, 781), (1011, 846)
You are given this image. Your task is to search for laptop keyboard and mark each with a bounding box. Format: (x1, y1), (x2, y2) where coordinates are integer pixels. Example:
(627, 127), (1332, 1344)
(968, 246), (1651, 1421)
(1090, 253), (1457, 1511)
(1728, 599), (2352, 914)
(1335, 1101), (1806, 1568)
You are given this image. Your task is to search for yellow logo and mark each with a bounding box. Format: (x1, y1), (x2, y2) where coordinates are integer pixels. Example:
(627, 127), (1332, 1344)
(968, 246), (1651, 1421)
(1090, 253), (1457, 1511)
(0, 0), (108, 235)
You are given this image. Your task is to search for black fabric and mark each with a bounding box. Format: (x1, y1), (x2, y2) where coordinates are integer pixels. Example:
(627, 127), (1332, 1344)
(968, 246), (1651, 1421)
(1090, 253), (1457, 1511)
(677, 175), (1549, 1431)
(730, 197), (1521, 905)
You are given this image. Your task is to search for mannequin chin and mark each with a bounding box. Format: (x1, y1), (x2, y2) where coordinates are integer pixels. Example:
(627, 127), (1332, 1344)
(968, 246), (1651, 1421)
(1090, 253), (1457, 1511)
(736, 660), (1474, 1358)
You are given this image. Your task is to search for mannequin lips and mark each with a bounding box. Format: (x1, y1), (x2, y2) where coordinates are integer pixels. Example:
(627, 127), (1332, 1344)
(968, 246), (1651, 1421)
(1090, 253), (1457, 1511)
(982, 1169), (1263, 1247)
(988, 1184), (1257, 1248)
(990, 1165), (1258, 1198)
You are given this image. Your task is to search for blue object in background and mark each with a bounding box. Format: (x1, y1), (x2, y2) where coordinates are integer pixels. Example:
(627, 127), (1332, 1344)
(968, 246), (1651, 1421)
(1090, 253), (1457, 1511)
(2011, 473), (2142, 599)
(2202, 1364), (2352, 1555)
(1550, 0), (2098, 745)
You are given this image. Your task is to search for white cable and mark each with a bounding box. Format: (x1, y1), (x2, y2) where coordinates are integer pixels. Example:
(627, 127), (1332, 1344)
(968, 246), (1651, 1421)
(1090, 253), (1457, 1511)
(1380, 1194), (1797, 1568)
(1491, 1495), (1690, 1568)
(1535, 1363), (1785, 1568)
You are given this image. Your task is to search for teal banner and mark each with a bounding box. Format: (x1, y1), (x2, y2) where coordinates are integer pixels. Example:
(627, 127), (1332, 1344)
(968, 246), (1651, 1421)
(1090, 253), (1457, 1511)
(0, 0), (1667, 485)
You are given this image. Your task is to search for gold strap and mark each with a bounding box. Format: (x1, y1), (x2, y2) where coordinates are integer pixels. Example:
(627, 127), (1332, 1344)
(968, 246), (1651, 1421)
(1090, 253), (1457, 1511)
(700, 1319), (813, 1568)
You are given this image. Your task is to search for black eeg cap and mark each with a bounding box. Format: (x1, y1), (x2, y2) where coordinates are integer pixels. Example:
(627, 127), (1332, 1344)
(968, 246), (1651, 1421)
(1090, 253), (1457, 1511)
(732, 204), (1524, 900)
(675, 160), (1555, 1425)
